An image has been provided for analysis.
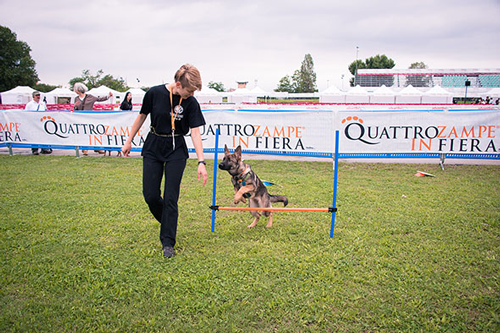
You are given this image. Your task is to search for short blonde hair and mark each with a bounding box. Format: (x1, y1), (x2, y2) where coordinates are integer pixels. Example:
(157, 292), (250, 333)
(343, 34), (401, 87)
(174, 64), (202, 93)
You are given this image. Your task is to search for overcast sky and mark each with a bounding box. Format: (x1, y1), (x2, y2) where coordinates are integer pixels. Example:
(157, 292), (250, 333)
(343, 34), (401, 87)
(1, 0), (500, 92)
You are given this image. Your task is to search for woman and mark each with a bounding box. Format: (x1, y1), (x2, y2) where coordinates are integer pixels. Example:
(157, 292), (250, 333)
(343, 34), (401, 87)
(119, 92), (133, 111)
(73, 82), (113, 155)
(121, 64), (208, 258)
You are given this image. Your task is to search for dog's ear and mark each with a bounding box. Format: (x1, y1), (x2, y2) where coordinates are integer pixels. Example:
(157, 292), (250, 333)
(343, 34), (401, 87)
(234, 145), (242, 159)
(224, 144), (229, 155)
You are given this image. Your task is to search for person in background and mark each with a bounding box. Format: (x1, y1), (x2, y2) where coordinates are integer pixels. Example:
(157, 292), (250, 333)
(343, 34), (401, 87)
(105, 91), (134, 157)
(120, 92), (133, 110)
(121, 64), (208, 258)
(73, 82), (113, 156)
(25, 91), (51, 155)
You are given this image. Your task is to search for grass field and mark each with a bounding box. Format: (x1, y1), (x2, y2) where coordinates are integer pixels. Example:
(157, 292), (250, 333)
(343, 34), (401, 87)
(0, 155), (499, 332)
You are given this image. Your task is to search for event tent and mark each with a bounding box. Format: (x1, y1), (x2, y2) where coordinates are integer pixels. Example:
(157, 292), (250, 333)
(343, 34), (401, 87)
(250, 86), (268, 97)
(194, 87), (223, 103)
(395, 85), (422, 104)
(227, 88), (257, 103)
(483, 87), (500, 98)
(0, 86), (35, 104)
(345, 85), (369, 103)
(87, 85), (124, 104)
(44, 88), (77, 104)
(125, 88), (146, 106)
(421, 86), (453, 104)
(319, 85), (346, 103)
(369, 85), (396, 104)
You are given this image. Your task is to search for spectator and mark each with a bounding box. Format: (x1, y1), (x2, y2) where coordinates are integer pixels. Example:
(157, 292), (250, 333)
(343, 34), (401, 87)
(25, 91), (51, 155)
(73, 82), (113, 155)
(119, 92), (133, 110)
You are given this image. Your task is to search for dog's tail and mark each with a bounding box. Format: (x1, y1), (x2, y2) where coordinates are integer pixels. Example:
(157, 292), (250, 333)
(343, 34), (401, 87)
(270, 195), (288, 206)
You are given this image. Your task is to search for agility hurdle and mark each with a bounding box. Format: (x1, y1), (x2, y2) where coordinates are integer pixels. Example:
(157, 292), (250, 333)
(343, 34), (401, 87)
(209, 129), (340, 237)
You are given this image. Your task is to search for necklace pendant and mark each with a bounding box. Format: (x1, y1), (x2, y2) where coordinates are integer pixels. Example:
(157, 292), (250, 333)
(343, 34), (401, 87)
(172, 129), (175, 149)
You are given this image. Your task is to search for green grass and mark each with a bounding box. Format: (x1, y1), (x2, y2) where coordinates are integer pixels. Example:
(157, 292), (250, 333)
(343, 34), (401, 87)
(0, 155), (499, 332)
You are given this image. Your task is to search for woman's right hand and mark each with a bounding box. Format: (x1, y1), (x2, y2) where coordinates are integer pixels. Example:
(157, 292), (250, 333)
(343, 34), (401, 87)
(121, 141), (131, 157)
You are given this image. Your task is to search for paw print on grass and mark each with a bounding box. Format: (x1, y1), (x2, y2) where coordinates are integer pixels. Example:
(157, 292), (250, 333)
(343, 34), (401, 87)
(40, 116), (55, 122)
(341, 116), (363, 124)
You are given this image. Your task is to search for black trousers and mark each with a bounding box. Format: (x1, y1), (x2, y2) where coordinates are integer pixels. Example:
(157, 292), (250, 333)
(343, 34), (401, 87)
(142, 157), (187, 248)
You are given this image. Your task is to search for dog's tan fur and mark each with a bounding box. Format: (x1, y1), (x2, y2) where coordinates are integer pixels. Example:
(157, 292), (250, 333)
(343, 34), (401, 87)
(219, 145), (288, 228)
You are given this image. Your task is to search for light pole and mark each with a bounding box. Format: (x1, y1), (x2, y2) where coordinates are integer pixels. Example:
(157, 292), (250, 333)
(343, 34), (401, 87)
(354, 46), (359, 86)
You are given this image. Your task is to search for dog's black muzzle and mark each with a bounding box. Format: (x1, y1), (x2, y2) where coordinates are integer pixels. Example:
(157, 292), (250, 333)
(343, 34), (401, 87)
(218, 160), (230, 170)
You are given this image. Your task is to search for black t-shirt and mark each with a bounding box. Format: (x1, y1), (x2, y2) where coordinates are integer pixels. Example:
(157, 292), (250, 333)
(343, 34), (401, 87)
(140, 84), (206, 161)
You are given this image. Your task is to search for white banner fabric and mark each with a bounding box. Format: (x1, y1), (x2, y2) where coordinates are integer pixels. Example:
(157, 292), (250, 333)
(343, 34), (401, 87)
(1, 108), (499, 157)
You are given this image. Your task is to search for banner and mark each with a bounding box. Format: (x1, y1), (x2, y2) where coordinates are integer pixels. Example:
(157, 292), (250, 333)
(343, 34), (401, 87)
(337, 110), (500, 155)
(1, 107), (499, 159)
(200, 110), (334, 156)
(0, 110), (150, 149)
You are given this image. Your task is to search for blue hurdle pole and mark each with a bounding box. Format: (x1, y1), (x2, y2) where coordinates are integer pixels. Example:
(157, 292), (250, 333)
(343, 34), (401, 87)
(330, 130), (340, 237)
(211, 128), (220, 232)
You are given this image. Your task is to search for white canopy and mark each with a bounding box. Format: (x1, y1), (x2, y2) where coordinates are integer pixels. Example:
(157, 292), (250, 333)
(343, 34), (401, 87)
(227, 88), (257, 103)
(44, 88), (77, 104)
(484, 87), (500, 97)
(125, 88), (146, 105)
(345, 85), (369, 103)
(396, 85), (422, 104)
(421, 86), (453, 104)
(370, 85), (396, 104)
(319, 85), (346, 103)
(249, 86), (268, 96)
(0, 86), (35, 104)
(194, 87), (223, 103)
(87, 85), (124, 104)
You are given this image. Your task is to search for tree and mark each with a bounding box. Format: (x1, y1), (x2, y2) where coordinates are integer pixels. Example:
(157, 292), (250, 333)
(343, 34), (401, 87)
(296, 54), (317, 93)
(406, 62), (432, 87)
(69, 69), (129, 92)
(348, 54), (395, 87)
(0, 25), (39, 91)
(208, 81), (225, 92)
(275, 75), (296, 93)
(275, 54), (317, 93)
(33, 82), (60, 93)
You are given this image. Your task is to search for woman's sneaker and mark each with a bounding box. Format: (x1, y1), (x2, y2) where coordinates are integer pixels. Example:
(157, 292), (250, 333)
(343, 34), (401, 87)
(162, 246), (175, 258)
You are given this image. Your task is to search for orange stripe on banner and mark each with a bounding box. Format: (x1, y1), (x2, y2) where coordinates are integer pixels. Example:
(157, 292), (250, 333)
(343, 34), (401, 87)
(217, 207), (330, 212)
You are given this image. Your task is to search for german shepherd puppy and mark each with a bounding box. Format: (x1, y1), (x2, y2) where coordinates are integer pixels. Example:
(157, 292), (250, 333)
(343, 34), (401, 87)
(219, 145), (288, 228)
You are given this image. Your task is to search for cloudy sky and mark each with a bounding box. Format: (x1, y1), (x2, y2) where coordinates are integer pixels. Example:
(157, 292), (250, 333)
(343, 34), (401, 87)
(1, 0), (499, 92)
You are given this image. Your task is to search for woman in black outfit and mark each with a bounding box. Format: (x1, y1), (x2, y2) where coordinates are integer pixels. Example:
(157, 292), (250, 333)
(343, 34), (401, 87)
(120, 92), (133, 110)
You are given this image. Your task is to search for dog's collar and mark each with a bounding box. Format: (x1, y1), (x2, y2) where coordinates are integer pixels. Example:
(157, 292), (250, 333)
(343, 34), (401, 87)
(236, 165), (251, 183)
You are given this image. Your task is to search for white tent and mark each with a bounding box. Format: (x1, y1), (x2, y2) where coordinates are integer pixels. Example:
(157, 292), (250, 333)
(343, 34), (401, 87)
(319, 85), (346, 103)
(370, 85), (396, 104)
(227, 88), (257, 103)
(125, 88), (146, 106)
(345, 85), (369, 103)
(395, 85), (422, 104)
(44, 88), (77, 104)
(87, 85), (124, 104)
(194, 87), (223, 103)
(483, 88), (500, 97)
(0, 86), (35, 104)
(421, 86), (453, 104)
(250, 86), (268, 97)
